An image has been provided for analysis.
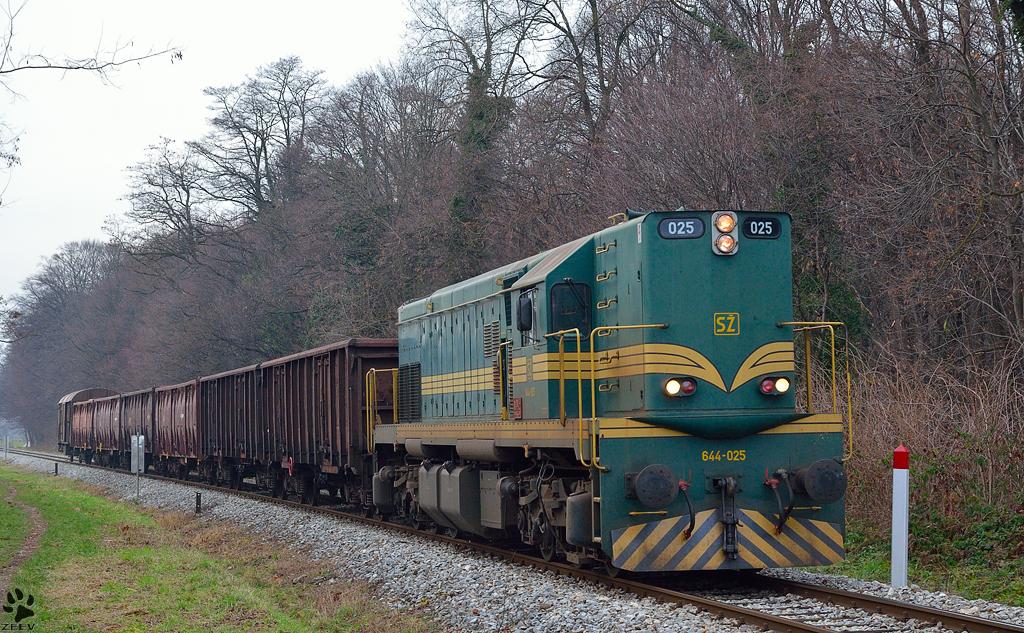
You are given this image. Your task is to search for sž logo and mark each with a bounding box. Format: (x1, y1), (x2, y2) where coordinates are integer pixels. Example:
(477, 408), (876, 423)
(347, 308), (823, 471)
(2, 588), (35, 624)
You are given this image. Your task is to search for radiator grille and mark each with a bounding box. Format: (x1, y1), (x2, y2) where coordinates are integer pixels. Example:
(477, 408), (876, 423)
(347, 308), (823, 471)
(483, 321), (501, 357)
(397, 363), (422, 422)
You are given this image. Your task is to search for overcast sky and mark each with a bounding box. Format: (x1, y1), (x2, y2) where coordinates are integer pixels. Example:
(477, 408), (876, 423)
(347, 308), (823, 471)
(0, 0), (409, 300)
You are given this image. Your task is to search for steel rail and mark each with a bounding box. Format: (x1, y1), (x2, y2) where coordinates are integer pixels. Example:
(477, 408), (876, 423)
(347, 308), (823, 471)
(7, 448), (1022, 633)
(742, 574), (1024, 633)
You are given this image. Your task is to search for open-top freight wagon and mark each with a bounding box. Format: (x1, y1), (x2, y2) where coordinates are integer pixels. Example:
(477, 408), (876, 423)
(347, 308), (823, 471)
(60, 338), (398, 505)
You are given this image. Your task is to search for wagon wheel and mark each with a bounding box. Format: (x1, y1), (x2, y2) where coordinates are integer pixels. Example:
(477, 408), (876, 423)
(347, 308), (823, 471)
(412, 520), (426, 531)
(271, 478), (284, 499)
(362, 505), (375, 518)
(309, 487), (321, 506)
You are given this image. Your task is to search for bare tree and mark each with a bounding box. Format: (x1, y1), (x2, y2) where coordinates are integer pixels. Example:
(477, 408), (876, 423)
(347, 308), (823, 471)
(189, 57), (326, 222)
(0, 1), (181, 183)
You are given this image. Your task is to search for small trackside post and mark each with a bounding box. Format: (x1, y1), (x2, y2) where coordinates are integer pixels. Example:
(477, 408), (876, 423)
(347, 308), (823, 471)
(196, 492), (202, 515)
(132, 435), (145, 503)
(891, 445), (910, 587)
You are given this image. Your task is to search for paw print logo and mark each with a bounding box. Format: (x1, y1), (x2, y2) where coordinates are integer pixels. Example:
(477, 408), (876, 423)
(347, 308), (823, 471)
(3, 588), (35, 623)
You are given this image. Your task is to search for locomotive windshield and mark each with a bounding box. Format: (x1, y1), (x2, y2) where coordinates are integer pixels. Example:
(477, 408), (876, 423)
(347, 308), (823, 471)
(549, 280), (591, 338)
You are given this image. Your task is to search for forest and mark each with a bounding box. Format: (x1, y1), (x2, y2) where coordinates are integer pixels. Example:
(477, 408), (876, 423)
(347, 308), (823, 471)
(1, 0), (1023, 559)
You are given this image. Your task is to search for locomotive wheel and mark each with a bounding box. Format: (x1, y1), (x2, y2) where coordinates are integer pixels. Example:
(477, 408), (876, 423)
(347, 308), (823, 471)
(539, 524), (556, 561)
(604, 562), (628, 579)
(540, 542), (556, 562)
(413, 520), (426, 531)
(425, 522), (439, 534)
(444, 527), (460, 539)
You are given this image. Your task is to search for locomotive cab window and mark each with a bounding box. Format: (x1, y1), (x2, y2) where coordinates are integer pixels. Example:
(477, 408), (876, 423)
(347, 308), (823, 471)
(549, 280), (591, 339)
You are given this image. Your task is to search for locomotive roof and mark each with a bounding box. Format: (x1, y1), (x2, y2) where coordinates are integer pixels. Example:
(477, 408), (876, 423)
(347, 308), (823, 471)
(396, 209), (785, 323)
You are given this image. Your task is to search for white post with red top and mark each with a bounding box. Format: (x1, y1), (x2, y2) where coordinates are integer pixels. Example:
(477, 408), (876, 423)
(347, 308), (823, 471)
(891, 445), (910, 587)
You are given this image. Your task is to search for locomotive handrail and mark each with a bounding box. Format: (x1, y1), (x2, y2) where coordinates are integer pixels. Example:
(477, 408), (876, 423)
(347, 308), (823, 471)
(365, 367), (398, 450)
(588, 324), (668, 472)
(777, 321), (854, 462)
(544, 328), (588, 466)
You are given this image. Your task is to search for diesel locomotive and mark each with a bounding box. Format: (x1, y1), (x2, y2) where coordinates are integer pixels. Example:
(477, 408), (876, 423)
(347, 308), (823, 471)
(59, 208), (851, 574)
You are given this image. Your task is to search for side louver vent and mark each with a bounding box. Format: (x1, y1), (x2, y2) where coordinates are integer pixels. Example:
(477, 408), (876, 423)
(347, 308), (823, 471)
(483, 321), (501, 357)
(397, 363), (422, 423)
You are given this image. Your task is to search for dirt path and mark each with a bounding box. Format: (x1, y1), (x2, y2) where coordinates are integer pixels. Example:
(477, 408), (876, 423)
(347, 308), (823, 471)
(0, 479), (45, 594)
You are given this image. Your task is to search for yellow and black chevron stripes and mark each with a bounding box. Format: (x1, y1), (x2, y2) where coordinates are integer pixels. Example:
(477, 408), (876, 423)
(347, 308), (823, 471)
(729, 342), (796, 392)
(610, 508), (844, 572)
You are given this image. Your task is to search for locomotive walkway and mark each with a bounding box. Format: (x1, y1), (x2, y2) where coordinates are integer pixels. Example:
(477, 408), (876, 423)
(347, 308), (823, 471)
(0, 479), (45, 596)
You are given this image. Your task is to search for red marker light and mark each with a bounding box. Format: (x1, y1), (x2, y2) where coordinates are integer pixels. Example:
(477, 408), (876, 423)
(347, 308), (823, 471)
(680, 379), (696, 395)
(760, 378), (775, 394)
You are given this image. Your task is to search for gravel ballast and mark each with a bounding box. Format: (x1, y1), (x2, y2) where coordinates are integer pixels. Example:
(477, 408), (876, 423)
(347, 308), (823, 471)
(5, 453), (1023, 631)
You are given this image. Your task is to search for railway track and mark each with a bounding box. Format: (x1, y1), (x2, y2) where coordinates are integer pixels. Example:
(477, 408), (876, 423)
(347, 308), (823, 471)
(5, 448), (1022, 633)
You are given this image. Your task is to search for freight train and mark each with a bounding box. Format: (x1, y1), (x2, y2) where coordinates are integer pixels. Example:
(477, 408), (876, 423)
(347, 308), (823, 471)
(58, 209), (850, 574)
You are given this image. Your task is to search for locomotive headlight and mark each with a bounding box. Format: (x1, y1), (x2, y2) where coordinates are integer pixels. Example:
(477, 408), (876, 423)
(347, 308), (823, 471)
(716, 234), (736, 253)
(715, 214), (736, 233)
(664, 377), (696, 397)
(711, 212), (739, 256)
(759, 377), (790, 396)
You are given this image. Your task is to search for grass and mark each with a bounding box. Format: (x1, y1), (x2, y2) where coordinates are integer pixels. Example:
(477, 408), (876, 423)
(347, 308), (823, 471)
(819, 521), (1024, 607)
(0, 482), (29, 568)
(0, 465), (432, 632)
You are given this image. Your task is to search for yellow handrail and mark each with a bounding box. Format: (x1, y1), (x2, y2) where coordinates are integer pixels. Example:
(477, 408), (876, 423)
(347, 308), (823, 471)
(364, 367), (399, 451)
(588, 324), (668, 471)
(365, 369), (377, 449)
(544, 328), (587, 466)
(778, 321), (854, 462)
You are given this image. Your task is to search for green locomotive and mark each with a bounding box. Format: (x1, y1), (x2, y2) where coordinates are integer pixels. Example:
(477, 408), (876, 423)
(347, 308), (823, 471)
(371, 208), (849, 573)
